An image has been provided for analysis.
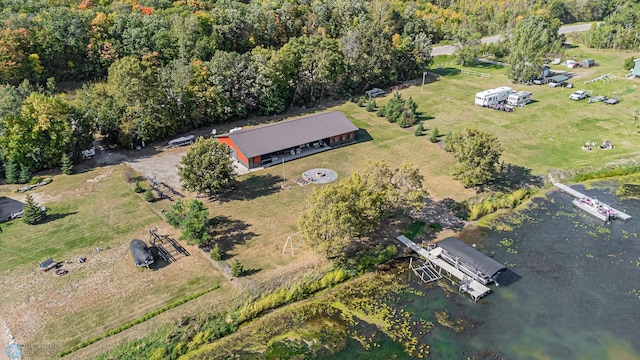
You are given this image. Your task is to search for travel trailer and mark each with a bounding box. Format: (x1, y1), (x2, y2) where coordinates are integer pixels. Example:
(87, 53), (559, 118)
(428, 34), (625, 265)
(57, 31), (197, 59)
(474, 87), (515, 107)
(507, 91), (532, 107)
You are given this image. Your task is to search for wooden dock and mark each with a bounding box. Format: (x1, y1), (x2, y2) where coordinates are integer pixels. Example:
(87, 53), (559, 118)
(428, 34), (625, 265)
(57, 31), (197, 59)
(397, 235), (491, 302)
(552, 180), (631, 221)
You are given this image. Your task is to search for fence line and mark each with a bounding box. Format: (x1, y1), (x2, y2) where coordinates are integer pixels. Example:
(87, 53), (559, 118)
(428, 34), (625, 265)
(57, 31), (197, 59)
(460, 69), (490, 78)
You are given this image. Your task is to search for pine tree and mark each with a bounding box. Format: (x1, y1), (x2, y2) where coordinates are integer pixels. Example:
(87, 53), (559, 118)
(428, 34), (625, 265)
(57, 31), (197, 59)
(430, 126), (440, 143)
(61, 154), (73, 175)
(414, 122), (424, 136)
(365, 99), (376, 112)
(210, 243), (224, 261)
(231, 259), (244, 277)
(19, 166), (31, 184)
(22, 194), (45, 225)
(4, 161), (17, 184)
(134, 179), (144, 193)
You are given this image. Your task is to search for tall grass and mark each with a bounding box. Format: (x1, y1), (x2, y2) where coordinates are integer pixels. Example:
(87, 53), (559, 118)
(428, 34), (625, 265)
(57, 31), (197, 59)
(572, 165), (640, 182)
(466, 188), (534, 221)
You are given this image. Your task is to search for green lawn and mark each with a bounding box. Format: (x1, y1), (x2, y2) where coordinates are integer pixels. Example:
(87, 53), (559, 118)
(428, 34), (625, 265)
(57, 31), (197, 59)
(0, 167), (161, 272)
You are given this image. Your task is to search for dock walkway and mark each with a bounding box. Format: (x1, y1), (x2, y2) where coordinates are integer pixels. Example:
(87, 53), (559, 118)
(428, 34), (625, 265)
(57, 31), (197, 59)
(551, 179), (631, 220)
(396, 235), (491, 301)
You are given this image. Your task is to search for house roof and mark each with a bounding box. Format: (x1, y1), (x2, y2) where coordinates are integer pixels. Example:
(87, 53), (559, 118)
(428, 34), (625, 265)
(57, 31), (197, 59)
(438, 237), (507, 278)
(217, 111), (359, 158)
(130, 239), (154, 267)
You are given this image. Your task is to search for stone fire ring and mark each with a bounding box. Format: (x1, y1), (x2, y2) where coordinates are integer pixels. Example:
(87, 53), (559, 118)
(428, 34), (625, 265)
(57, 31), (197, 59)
(301, 168), (338, 184)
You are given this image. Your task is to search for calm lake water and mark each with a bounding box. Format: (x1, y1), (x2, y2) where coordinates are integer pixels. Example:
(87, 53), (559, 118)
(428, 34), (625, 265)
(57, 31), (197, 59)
(341, 184), (640, 359)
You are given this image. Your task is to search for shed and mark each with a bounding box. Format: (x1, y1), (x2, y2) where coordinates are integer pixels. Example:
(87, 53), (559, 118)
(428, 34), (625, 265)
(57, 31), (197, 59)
(438, 237), (507, 283)
(216, 111), (359, 169)
(634, 59), (640, 77)
(39, 257), (57, 272)
(130, 239), (154, 267)
(581, 59), (596, 68)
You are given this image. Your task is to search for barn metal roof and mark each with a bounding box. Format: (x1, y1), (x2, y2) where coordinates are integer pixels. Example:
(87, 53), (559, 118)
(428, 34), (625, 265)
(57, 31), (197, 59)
(218, 111), (358, 158)
(438, 237), (507, 278)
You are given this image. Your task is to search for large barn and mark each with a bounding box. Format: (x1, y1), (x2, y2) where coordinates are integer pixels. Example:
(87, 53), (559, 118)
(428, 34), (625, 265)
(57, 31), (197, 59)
(216, 111), (359, 169)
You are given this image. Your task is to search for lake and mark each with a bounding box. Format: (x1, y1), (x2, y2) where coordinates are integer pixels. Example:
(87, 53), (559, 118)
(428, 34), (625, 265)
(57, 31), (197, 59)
(339, 184), (640, 359)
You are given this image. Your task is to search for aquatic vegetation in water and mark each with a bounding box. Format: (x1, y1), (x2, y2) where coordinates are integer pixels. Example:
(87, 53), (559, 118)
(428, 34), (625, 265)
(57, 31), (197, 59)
(629, 289), (640, 301)
(596, 226), (611, 234)
(586, 253), (594, 259)
(434, 310), (473, 333)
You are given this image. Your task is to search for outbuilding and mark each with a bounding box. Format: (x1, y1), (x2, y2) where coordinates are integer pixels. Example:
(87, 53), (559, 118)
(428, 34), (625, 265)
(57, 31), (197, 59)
(633, 59), (640, 77)
(216, 111), (359, 169)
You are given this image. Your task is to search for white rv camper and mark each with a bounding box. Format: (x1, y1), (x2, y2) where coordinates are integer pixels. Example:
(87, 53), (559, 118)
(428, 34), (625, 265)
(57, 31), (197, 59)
(507, 91), (532, 107)
(474, 87), (515, 107)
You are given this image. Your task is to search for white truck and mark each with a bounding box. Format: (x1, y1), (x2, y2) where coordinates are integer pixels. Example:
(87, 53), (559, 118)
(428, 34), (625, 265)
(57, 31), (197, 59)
(475, 87), (515, 107)
(507, 91), (532, 107)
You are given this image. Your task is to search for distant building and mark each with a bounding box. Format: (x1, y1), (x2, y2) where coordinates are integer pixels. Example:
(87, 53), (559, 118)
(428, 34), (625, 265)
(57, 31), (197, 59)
(634, 59), (640, 77)
(216, 111), (359, 169)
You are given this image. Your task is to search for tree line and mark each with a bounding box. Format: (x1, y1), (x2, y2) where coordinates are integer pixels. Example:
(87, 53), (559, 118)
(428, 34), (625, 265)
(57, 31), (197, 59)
(0, 0), (628, 174)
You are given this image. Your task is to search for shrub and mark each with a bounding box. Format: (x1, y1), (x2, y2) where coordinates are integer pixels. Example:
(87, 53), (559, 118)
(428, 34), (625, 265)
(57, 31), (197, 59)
(231, 259), (244, 277)
(61, 153), (73, 175)
(376, 108), (385, 117)
(210, 243), (224, 260)
(134, 179), (144, 193)
(143, 189), (154, 202)
(365, 99), (376, 112)
(357, 96), (366, 107)
(444, 131), (453, 152)
(623, 56), (637, 70)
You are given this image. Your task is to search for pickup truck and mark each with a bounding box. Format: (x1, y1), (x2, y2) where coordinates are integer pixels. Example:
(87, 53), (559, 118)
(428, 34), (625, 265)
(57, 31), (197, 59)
(569, 90), (589, 101)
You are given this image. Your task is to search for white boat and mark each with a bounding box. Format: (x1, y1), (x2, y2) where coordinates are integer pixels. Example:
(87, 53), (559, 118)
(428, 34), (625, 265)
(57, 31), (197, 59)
(572, 197), (617, 221)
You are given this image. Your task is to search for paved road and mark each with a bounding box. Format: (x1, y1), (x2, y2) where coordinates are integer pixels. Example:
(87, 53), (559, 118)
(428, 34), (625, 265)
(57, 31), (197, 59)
(432, 23), (594, 56)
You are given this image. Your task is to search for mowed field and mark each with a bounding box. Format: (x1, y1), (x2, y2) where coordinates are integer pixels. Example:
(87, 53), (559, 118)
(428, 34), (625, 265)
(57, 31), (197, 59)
(420, 46), (640, 173)
(0, 45), (638, 358)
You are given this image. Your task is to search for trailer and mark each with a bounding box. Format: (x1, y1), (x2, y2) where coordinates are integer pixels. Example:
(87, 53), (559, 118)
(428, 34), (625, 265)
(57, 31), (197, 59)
(166, 135), (195, 148)
(507, 91), (532, 107)
(474, 87), (515, 107)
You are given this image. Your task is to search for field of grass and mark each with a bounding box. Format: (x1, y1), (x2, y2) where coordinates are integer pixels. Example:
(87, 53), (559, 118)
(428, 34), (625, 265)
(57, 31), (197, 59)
(0, 166), (228, 356)
(421, 46), (640, 174)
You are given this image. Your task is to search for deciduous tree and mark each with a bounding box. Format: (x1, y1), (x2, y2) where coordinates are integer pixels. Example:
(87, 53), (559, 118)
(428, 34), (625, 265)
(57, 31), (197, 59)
(447, 128), (503, 188)
(178, 137), (236, 196)
(165, 199), (210, 245)
(298, 161), (425, 259)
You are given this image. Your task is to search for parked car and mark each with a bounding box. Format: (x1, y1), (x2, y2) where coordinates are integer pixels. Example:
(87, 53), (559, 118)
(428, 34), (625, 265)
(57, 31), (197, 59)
(569, 90), (589, 101)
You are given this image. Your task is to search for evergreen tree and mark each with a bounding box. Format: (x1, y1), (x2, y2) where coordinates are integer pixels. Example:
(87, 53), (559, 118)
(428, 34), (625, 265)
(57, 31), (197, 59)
(61, 153), (73, 175)
(18, 166), (31, 184)
(230, 259), (244, 277)
(430, 126), (440, 143)
(22, 194), (45, 225)
(4, 161), (17, 184)
(414, 122), (424, 136)
(210, 243), (224, 261)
